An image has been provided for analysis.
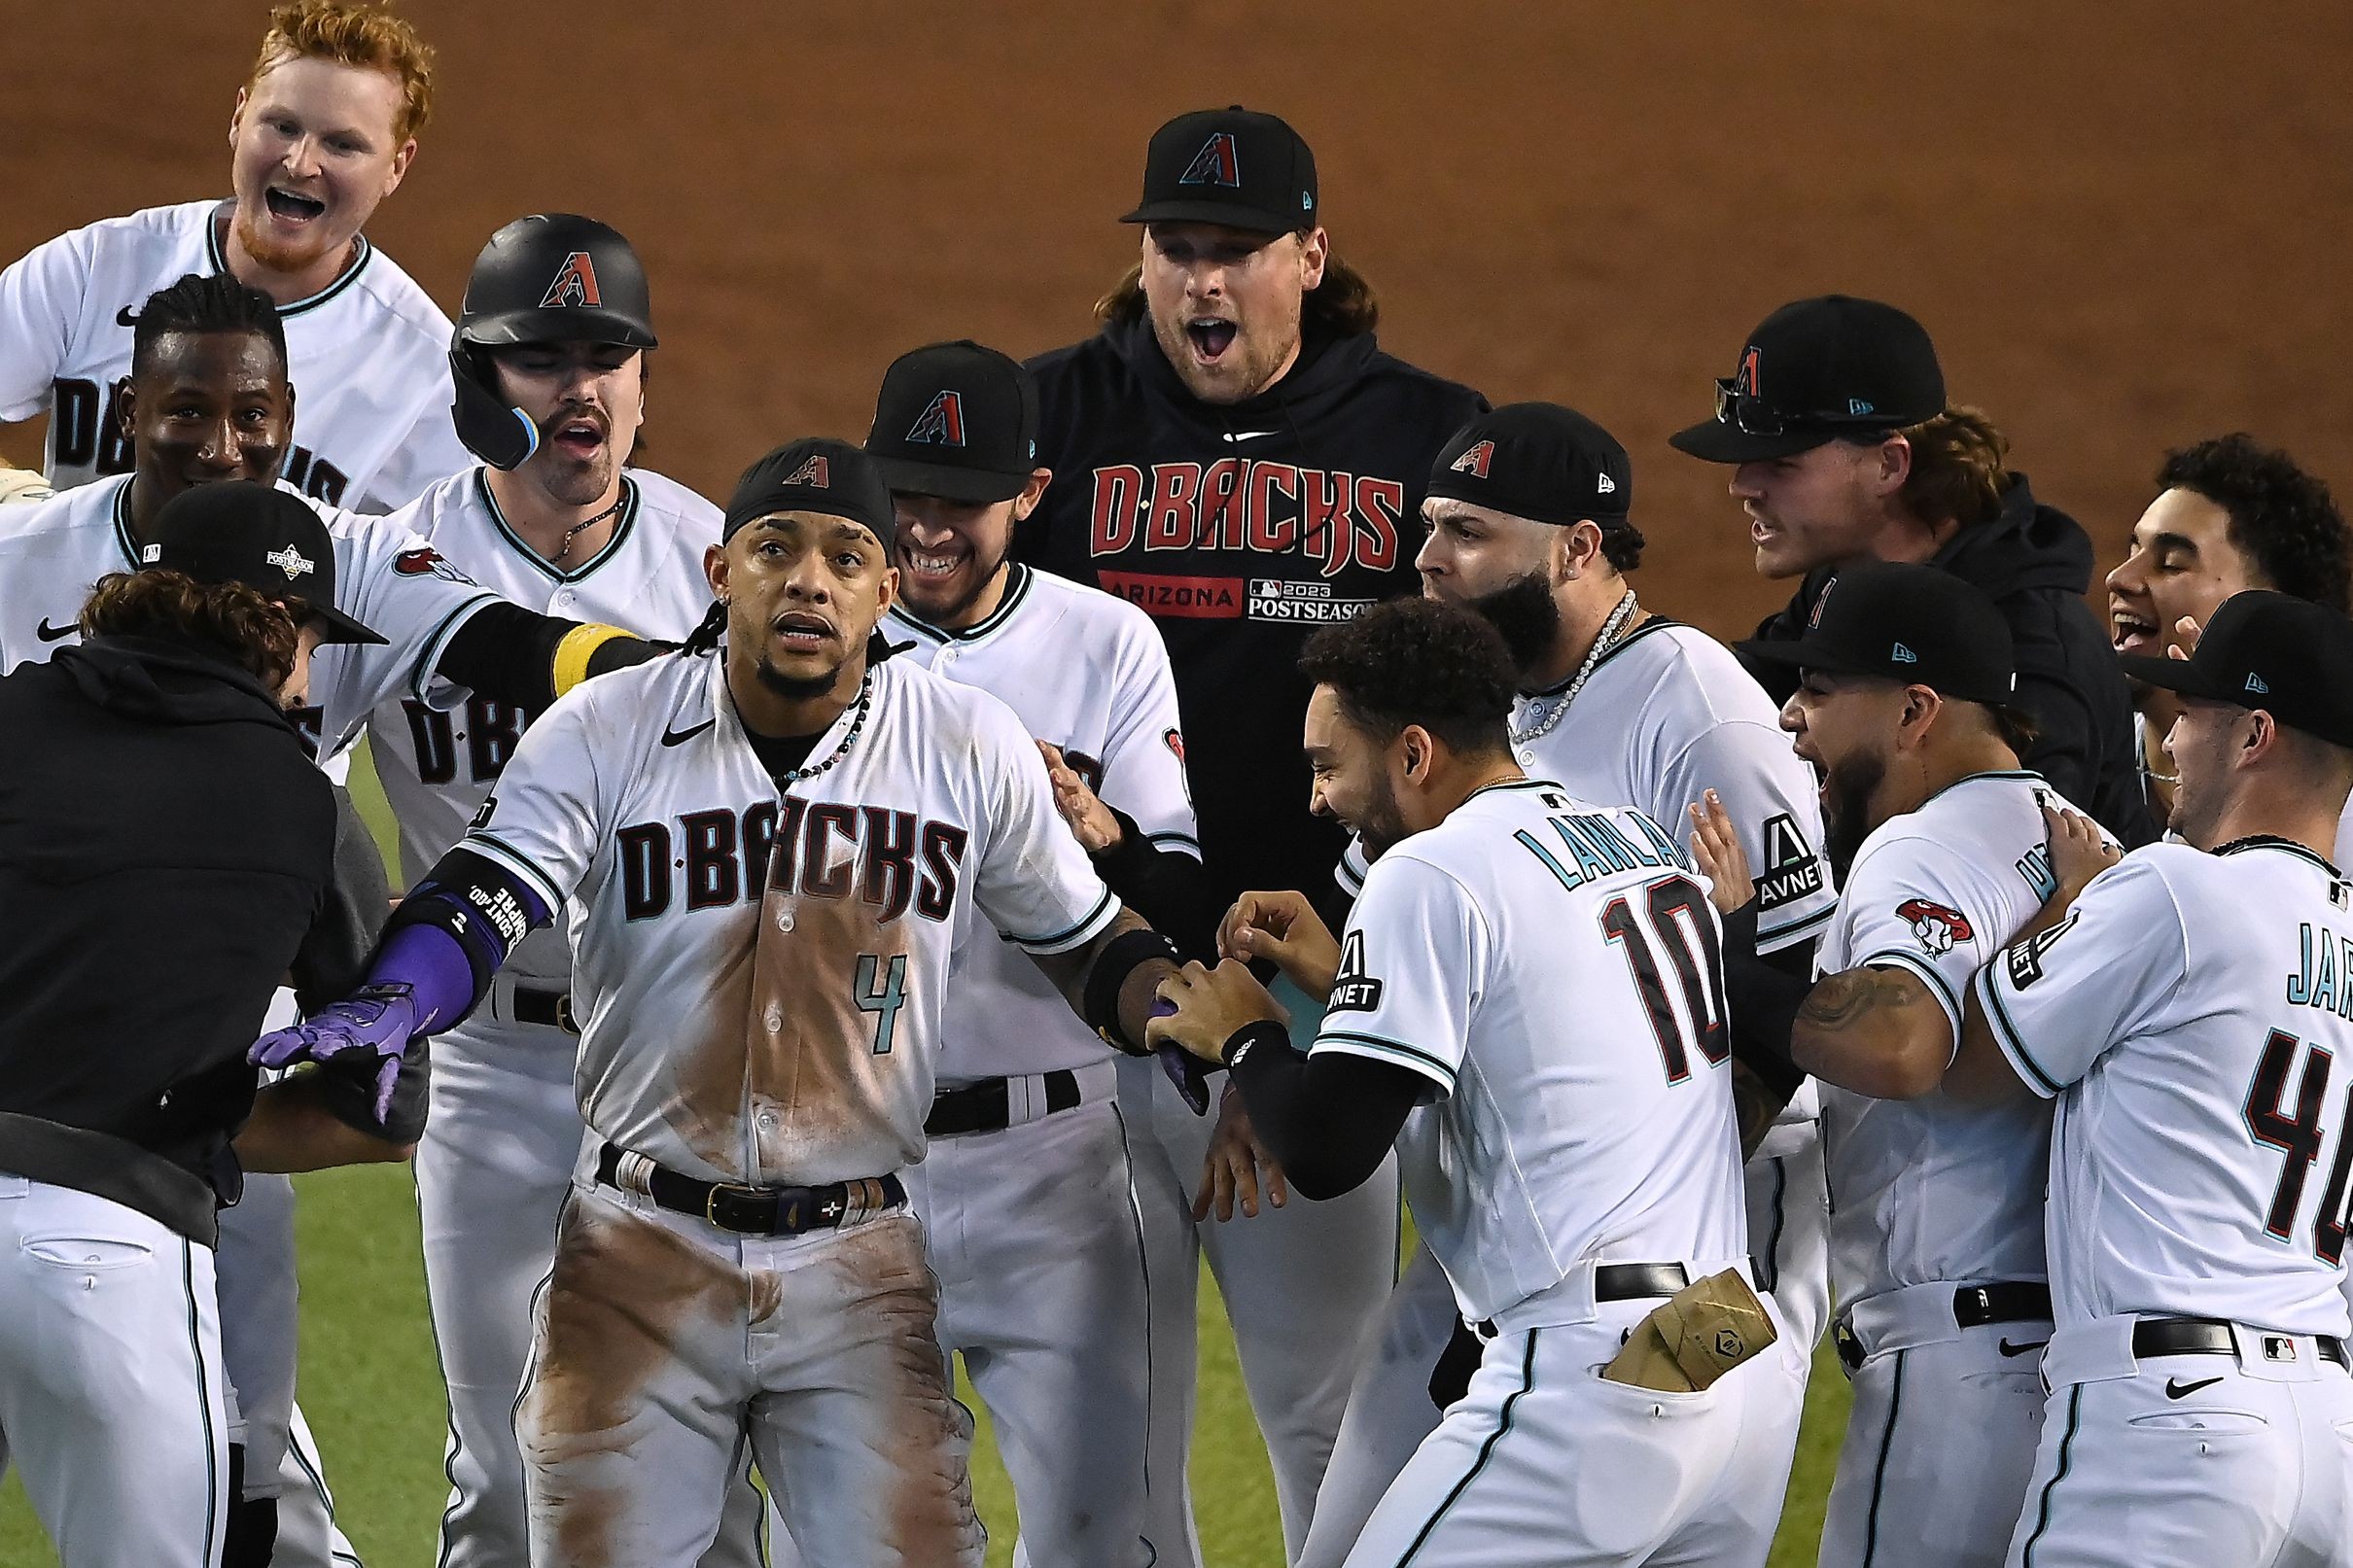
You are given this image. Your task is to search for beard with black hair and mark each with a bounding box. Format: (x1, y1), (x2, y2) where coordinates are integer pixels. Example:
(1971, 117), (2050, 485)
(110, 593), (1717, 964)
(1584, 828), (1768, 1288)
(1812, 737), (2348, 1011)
(756, 655), (852, 703)
(1464, 572), (1562, 683)
(1820, 747), (1888, 881)
(1349, 772), (1414, 863)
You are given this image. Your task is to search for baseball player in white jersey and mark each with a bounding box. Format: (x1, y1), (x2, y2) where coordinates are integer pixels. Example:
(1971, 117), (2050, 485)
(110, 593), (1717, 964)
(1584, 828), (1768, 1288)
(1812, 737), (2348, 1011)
(1149, 597), (1806, 1566)
(1703, 562), (2109, 1568)
(1304, 405), (1834, 1566)
(255, 438), (1189, 1568)
(1942, 590), (2353, 1567)
(852, 341), (1192, 1566)
(361, 217), (769, 1568)
(0, 272), (664, 1567)
(0, 1), (468, 512)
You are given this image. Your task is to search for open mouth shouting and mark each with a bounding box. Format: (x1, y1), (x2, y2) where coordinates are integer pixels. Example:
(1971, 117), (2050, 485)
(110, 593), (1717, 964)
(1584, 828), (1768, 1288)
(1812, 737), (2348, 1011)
(546, 411), (609, 461)
(263, 185), (329, 226)
(1185, 315), (1240, 366)
(769, 610), (839, 655)
(2110, 601), (2160, 656)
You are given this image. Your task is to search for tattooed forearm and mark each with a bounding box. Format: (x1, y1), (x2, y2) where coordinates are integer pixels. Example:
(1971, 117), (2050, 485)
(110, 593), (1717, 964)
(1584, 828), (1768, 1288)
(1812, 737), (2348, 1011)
(1791, 964), (1951, 1100)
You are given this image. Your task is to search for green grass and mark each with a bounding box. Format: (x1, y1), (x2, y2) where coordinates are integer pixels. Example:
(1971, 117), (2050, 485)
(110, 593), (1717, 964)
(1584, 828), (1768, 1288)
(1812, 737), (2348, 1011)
(1, 745), (1848, 1564)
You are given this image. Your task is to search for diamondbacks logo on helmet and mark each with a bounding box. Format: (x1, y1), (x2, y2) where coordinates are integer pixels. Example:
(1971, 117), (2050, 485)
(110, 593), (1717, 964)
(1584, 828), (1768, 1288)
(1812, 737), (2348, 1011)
(906, 391), (966, 448)
(1450, 439), (1494, 478)
(540, 252), (603, 309)
(1735, 344), (1763, 398)
(1178, 131), (1242, 189)
(782, 454), (830, 488)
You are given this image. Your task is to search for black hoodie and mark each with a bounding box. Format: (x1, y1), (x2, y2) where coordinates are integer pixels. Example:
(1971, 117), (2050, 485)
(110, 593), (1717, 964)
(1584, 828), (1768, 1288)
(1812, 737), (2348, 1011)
(1022, 311), (1485, 911)
(1743, 474), (2150, 846)
(0, 633), (344, 1243)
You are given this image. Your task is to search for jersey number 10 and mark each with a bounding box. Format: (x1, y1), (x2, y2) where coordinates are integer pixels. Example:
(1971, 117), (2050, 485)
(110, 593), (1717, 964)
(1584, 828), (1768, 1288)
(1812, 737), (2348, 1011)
(1600, 874), (1731, 1084)
(2244, 1028), (2353, 1264)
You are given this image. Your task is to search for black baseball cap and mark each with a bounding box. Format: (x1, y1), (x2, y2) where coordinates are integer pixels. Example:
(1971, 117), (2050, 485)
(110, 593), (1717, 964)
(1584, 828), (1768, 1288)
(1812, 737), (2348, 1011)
(864, 341), (1040, 505)
(1425, 402), (1633, 527)
(142, 481), (385, 645)
(2120, 590), (2353, 749)
(1670, 296), (1947, 464)
(1122, 107), (1318, 235)
(1737, 561), (2015, 705)
(724, 437), (895, 544)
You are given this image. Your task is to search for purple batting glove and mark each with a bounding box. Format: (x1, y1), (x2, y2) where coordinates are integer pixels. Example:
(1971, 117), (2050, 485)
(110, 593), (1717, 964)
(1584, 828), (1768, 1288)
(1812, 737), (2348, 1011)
(250, 984), (419, 1122)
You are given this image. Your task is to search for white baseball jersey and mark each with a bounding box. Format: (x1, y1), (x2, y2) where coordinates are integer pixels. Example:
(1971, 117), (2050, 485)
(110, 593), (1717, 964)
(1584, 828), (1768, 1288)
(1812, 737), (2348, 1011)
(367, 467), (720, 983)
(1338, 617), (1837, 956)
(1977, 837), (2353, 1338)
(1313, 779), (1747, 1323)
(462, 649), (1121, 1186)
(0, 200), (472, 512)
(0, 474), (497, 758)
(885, 563), (1196, 1081)
(1817, 770), (2106, 1312)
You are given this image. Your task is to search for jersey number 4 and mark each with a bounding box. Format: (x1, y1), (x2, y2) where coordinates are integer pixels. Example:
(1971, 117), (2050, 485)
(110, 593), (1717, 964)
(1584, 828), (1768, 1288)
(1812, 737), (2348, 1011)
(856, 953), (909, 1056)
(2243, 1028), (2353, 1263)
(1600, 874), (1730, 1084)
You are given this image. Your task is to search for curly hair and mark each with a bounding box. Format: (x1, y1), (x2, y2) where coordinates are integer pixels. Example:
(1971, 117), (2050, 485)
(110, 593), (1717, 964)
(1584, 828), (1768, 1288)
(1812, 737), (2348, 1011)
(1598, 521), (1647, 575)
(1094, 251), (1380, 338)
(131, 273), (286, 379)
(80, 570), (302, 691)
(1298, 597), (1516, 756)
(2158, 434), (2352, 613)
(252, 0), (436, 142)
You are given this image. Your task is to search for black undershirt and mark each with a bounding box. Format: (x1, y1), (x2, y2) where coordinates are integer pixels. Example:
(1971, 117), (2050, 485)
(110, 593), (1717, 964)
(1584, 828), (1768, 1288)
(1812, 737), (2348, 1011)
(1221, 1020), (1427, 1201)
(745, 729), (825, 782)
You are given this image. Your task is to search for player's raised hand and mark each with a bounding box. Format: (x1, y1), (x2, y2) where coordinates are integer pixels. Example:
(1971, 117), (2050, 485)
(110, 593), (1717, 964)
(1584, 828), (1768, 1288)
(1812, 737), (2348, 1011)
(1192, 1083), (1289, 1222)
(1687, 789), (1754, 914)
(2039, 799), (2120, 908)
(1218, 889), (1341, 996)
(1148, 958), (1285, 1063)
(1037, 740), (1123, 853)
(249, 983), (421, 1121)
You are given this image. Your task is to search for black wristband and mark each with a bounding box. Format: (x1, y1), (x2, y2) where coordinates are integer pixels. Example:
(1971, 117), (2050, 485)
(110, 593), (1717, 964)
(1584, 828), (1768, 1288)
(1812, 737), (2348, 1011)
(1083, 925), (1179, 1053)
(1221, 1017), (1290, 1070)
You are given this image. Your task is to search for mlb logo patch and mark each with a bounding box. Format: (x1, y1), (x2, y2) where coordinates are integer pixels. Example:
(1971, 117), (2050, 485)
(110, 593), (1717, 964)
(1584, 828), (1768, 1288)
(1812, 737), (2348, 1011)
(540, 251), (603, 309)
(1178, 131), (1242, 189)
(783, 454), (830, 488)
(906, 390), (966, 448)
(1450, 439), (1494, 478)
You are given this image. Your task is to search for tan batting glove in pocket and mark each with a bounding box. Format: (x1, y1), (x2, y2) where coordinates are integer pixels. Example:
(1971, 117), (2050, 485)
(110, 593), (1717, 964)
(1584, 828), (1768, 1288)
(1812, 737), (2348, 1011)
(1600, 1269), (1778, 1392)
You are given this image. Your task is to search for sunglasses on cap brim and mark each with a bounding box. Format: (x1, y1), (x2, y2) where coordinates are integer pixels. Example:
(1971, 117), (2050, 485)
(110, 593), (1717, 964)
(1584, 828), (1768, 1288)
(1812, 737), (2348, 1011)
(1711, 378), (1902, 440)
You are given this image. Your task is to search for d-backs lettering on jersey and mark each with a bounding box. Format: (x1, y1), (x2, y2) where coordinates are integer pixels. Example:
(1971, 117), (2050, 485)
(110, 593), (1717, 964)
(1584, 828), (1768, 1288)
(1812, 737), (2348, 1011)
(1084, 458), (1407, 615)
(886, 563), (1197, 1081)
(0, 201), (472, 511)
(1816, 771), (2108, 1312)
(0, 475), (496, 764)
(1337, 618), (1838, 958)
(1977, 838), (2353, 1339)
(365, 467), (720, 981)
(1312, 780), (1747, 1323)
(461, 651), (1119, 1188)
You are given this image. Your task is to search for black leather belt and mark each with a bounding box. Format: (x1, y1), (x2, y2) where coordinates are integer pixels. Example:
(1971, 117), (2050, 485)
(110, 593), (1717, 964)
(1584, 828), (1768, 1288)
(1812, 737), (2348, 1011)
(2133, 1316), (2348, 1369)
(1835, 1281), (2054, 1372)
(512, 985), (579, 1035)
(924, 1069), (1082, 1137)
(594, 1143), (904, 1237)
(1473, 1263), (1690, 1338)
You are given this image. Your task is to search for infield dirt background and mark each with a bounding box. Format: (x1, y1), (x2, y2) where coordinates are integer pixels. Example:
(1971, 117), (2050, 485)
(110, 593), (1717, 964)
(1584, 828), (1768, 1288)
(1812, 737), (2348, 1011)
(4, 3), (2351, 1564)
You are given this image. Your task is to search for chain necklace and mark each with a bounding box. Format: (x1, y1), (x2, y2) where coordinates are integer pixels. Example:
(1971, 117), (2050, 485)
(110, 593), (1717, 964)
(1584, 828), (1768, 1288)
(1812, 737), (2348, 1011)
(1511, 590), (1639, 749)
(550, 489), (628, 565)
(775, 671), (875, 785)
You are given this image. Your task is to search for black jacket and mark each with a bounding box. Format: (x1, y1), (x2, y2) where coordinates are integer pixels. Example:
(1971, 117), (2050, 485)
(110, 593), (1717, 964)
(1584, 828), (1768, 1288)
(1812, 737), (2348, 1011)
(1022, 312), (1485, 909)
(1743, 475), (2150, 847)
(0, 634), (362, 1243)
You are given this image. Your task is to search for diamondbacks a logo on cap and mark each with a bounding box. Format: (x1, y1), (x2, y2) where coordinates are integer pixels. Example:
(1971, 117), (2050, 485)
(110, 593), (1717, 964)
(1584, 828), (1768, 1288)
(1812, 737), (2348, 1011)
(1809, 576), (1837, 629)
(1595, 471), (1618, 495)
(1891, 642), (1917, 664)
(540, 252), (603, 309)
(263, 544), (315, 579)
(1450, 439), (1494, 478)
(906, 390), (966, 448)
(1736, 344), (1763, 398)
(2247, 671), (2271, 695)
(1177, 131), (1242, 189)
(783, 454), (830, 488)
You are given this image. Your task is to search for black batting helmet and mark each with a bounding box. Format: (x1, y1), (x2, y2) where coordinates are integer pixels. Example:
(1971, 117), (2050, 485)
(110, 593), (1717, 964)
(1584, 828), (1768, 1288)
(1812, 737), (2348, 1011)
(448, 214), (656, 470)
